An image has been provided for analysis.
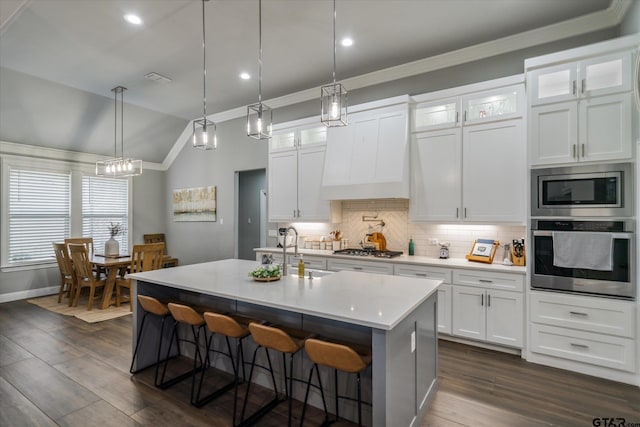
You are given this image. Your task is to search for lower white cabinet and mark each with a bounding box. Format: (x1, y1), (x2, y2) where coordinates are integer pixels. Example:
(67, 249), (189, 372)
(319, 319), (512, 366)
(529, 291), (636, 373)
(327, 259), (394, 275)
(394, 264), (452, 334)
(451, 270), (524, 348)
(287, 254), (327, 271)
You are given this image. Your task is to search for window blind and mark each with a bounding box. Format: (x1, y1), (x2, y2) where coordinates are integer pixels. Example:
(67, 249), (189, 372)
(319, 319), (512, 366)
(8, 169), (71, 263)
(82, 176), (129, 252)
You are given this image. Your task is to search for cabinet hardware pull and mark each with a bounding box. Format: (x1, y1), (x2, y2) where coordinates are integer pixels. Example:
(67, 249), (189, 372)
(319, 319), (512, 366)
(570, 343), (589, 349)
(581, 79), (585, 94)
(464, 208), (467, 218)
(569, 311), (588, 316)
(456, 208), (459, 218)
(297, 209), (301, 217)
(353, 267), (363, 270)
(581, 144), (585, 158)
(572, 80), (576, 95)
(464, 111), (467, 121)
(572, 144), (576, 158)
(415, 273), (428, 277)
(479, 279), (493, 283)
(487, 294), (491, 307)
(456, 112), (459, 123)
(293, 209), (296, 217)
(481, 294), (484, 306)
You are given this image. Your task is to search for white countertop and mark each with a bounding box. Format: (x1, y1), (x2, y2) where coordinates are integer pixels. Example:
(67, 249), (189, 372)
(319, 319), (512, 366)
(254, 247), (527, 274)
(130, 258), (441, 331)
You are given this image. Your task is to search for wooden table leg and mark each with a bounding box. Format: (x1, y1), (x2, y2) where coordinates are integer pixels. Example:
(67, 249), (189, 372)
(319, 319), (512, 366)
(100, 267), (119, 309)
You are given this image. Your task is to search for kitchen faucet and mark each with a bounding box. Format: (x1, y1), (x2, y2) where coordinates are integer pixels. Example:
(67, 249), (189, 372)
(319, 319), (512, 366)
(279, 226), (298, 276)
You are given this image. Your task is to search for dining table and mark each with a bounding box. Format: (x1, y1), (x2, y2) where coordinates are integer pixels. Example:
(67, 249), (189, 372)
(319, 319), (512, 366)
(89, 254), (131, 309)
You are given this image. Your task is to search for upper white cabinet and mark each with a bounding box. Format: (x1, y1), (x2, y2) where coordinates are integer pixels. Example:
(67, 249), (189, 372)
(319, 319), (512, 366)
(410, 78), (526, 223)
(321, 96), (410, 200)
(268, 118), (340, 222)
(526, 39), (638, 167)
(529, 51), (632, 106)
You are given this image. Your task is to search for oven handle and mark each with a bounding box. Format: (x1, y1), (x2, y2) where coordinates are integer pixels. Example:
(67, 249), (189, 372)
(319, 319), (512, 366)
(532, 230), (633, 239)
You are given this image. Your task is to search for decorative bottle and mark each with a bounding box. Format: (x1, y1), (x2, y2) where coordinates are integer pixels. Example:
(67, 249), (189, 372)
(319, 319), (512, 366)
(408, 238), (415, 256)
(298, 254), (305, 278)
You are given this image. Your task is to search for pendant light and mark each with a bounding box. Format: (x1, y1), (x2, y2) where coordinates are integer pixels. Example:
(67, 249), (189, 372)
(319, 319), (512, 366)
(321, 0), (347, 127)
(96, 86), (143, 177)
(193, 0), (216, 150)
(247, 0), (272, 140)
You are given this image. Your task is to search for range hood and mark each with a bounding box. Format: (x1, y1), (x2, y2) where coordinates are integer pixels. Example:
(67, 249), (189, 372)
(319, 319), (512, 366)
(320, 96), (410, 200)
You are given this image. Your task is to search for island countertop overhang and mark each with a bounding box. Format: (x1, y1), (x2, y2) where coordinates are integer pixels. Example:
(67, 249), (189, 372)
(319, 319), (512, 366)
(130, 258), (441, 330)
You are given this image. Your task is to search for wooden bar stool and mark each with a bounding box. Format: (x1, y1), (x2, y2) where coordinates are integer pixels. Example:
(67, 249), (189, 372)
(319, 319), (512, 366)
(240, 322), (313, 427)
(130, 295), (177, 387)
(159, 303), (207, 400)
(193, 313), (257, 424)
(301, 338), (372, 426)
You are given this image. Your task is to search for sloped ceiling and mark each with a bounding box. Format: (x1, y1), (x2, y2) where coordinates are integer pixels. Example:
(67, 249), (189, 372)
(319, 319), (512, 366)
(0, 0), (621, 163)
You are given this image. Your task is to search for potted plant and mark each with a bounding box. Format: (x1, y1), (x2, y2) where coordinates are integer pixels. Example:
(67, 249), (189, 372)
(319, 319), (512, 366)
(105, 222), (122, 256)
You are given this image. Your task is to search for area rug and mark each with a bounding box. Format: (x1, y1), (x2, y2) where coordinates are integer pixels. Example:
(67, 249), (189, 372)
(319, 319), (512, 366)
(27, 294), (132, 323)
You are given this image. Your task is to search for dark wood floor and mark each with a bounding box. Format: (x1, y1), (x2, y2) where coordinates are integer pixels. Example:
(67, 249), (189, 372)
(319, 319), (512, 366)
(1, 299), (639, 426)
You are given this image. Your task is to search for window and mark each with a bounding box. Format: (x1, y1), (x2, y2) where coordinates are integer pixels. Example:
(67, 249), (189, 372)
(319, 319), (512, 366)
(8, 168), (71, 264)
(82, 176), (129, 252)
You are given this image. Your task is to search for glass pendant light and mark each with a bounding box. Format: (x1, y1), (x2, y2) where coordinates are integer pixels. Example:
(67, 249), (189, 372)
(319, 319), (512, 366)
(96, 86), (143, 177)
(321, 0), (347, 127)
(247, 0), (272, 140)
(193, 0), (216, 150)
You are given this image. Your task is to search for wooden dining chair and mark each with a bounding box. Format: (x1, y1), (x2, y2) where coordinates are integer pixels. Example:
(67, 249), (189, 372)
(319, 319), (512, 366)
(143, 233), (178, 268)
(65, 237), (103, 278)
(116, 243), (165, 311)
(52, 242), (76, 305)
(68, 243), (107, 310)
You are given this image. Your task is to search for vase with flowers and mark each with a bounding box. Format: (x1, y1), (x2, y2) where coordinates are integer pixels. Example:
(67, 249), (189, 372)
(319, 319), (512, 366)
(105, 222), (122, 256)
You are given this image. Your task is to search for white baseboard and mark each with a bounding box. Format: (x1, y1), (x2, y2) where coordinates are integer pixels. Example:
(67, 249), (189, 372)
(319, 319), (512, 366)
(0, 286), (58, 304)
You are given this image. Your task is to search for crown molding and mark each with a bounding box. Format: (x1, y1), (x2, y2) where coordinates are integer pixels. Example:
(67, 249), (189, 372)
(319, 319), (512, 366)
(162, 1), (630, 169)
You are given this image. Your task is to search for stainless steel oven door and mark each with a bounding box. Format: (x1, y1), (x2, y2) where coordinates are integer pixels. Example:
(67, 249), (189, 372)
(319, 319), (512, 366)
(531, 230), (635, 299)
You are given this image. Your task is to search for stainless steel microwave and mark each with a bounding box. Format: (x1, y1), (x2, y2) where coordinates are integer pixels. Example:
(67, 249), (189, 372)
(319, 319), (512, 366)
(531, 163), (633, 217)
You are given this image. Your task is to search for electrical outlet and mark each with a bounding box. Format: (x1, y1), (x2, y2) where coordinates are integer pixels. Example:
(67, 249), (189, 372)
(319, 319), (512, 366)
(429, 238), (439, 246)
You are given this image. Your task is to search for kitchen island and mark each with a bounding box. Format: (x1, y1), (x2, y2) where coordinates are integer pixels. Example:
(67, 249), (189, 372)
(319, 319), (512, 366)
(130, 258), (441, 426)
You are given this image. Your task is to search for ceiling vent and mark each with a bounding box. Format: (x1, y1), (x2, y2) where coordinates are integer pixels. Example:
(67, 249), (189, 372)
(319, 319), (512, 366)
(144, 72), (172, 84)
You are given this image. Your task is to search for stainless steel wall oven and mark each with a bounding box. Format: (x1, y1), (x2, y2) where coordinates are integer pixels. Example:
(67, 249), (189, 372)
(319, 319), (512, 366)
(531, 220), (635, 299)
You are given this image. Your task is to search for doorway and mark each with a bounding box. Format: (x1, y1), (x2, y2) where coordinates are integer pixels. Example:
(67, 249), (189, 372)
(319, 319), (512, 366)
(236, 169), (266, 260)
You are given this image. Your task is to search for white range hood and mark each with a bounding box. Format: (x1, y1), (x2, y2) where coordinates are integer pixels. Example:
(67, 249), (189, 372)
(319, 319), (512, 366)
(320, 96), (410, 200)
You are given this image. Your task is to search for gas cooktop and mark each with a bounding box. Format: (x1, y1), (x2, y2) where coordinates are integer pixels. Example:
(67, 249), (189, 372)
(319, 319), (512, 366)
(333, 248), (403, 258)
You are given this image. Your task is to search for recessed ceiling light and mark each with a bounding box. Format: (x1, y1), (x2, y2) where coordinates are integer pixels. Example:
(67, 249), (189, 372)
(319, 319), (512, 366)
(124, 14), (143, 25)
(341, 38), (353, 47)
(239, 72), (251, 80)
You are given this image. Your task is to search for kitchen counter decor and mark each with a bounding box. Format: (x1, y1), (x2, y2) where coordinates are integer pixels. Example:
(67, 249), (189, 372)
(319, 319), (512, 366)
(248, 264), (282, 281)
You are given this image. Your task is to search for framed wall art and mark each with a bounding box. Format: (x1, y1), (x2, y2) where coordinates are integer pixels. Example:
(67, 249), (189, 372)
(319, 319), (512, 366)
(173, 186), (217, 222)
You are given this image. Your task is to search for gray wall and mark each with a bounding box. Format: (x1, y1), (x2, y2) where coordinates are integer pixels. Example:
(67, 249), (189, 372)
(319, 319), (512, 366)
(0, 167), (165, 299)
(620, 1), (640, 35)
(164, 117), (268, 265)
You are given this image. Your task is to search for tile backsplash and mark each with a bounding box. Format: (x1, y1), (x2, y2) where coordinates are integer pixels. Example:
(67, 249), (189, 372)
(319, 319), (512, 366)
(276, 199), (525, 263)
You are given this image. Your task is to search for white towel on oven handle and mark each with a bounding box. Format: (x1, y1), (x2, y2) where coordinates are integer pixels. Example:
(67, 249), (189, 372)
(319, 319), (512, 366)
(552, 232), (613, 271)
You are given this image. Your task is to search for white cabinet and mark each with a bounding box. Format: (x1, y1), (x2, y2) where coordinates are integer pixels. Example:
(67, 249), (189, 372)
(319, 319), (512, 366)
(529, 291), (636, 373)
(268, 119), (340, 222)
(411, 81), (525, 223)
(394, 264), (452, 334)
(287, 254), (327, 271)
(529, 51), (632, 105)
(527, 48), (635, 166)
(327, 258), (394, 275)
(322, 98), (410, 200)
(451, 270), (524, 348)
(462, 119), (525, 222)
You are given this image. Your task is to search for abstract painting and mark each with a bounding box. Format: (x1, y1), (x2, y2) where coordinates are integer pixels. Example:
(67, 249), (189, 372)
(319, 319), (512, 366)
(172, 186), (216, 222)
